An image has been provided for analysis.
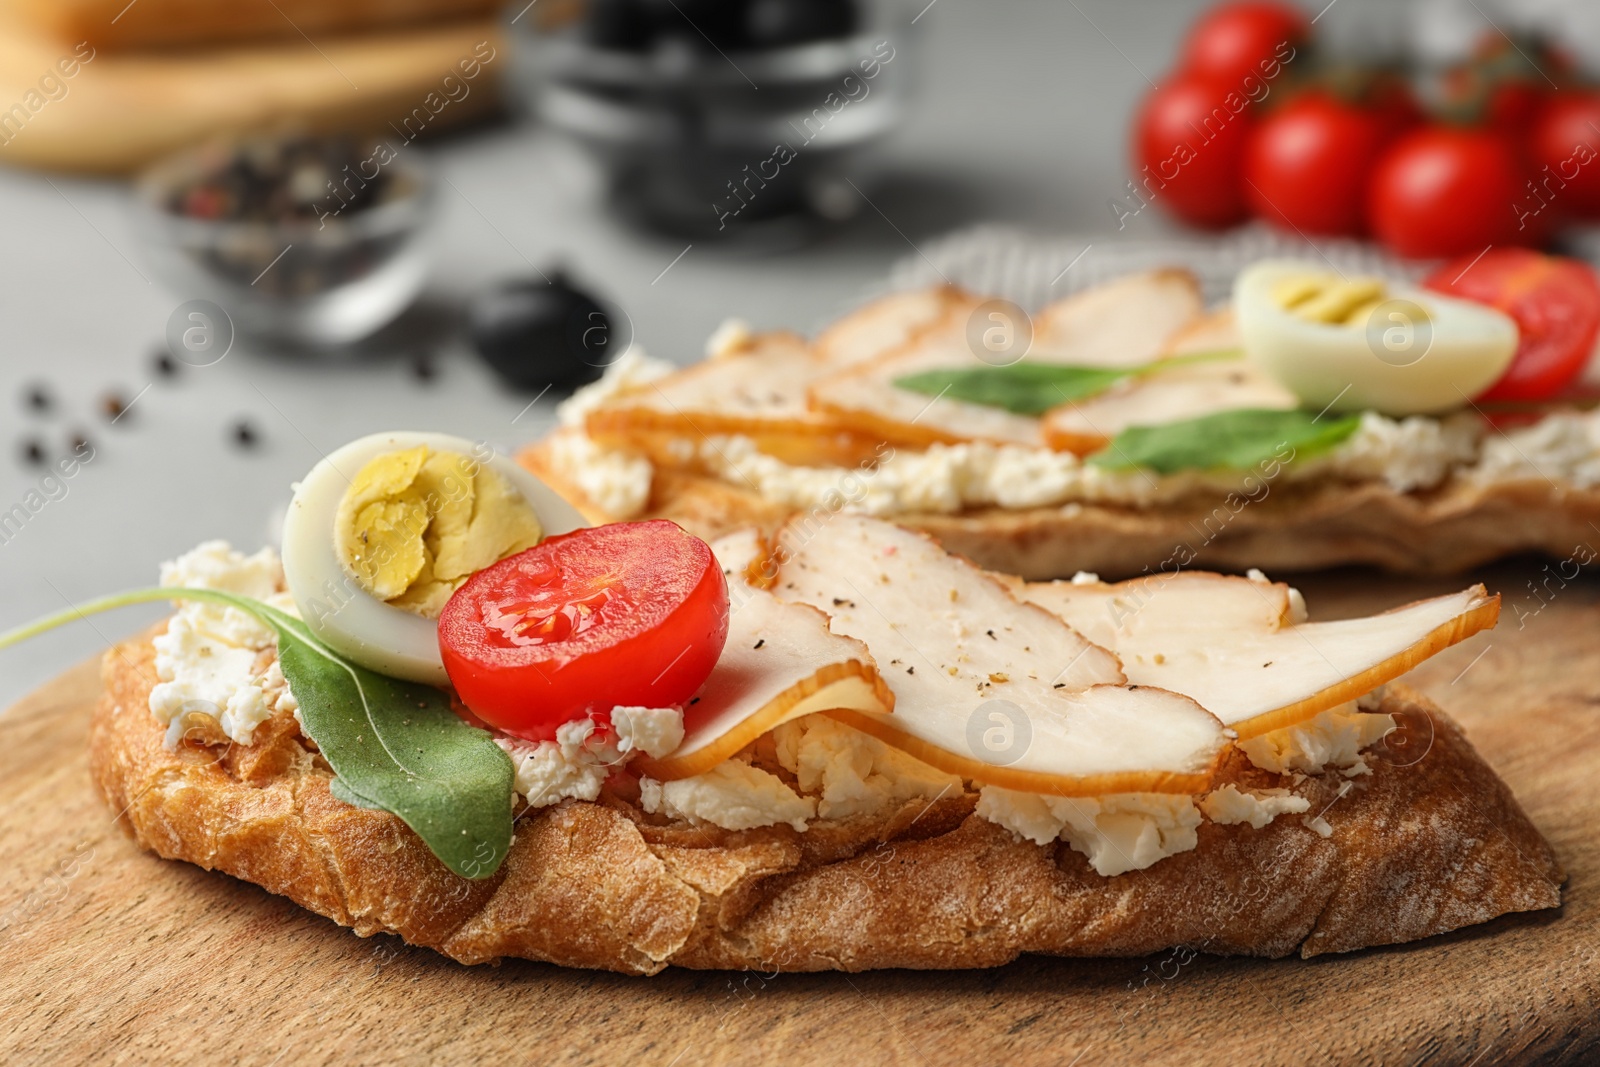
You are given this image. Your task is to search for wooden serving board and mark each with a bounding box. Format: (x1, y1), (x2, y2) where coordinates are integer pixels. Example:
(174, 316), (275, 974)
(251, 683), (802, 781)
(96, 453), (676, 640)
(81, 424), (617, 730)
(2, 560), (1598, 1066)
(0, 15), (504, 174)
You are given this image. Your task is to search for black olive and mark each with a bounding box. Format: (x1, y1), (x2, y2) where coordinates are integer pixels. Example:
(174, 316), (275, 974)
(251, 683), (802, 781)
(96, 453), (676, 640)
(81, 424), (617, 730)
(745, 0), (856, 48)
(468, 275), (612, 392)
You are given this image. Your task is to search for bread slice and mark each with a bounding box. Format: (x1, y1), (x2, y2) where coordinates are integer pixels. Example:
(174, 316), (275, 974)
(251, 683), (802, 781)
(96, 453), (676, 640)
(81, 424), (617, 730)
(539, 271), (1600, 580)
(521, 434), (1600, 580)
(92, 631), (1562, 973)
(9, 0), (504, 52)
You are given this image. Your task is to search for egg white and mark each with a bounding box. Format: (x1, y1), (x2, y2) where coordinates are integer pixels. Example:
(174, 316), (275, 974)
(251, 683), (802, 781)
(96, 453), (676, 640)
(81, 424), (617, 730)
(280, 431), (589, 684)
(1235, 259), (1519, 416)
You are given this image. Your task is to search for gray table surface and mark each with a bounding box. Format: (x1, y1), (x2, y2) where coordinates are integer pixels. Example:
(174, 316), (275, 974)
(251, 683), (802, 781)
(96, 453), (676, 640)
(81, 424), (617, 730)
(0, 0), (1399, 704)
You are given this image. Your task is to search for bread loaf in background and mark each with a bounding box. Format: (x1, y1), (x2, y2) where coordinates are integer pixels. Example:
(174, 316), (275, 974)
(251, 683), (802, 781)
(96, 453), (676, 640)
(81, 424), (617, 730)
(6, 0), (508, 52)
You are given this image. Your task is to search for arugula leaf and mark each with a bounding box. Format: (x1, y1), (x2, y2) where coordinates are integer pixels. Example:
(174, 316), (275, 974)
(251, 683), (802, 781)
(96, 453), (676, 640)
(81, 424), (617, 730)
(894, 363), (1128, 415)
(0, 587), (514, 880)
(1088, 408), (1363, 475)
(892, 349), (1240, 416)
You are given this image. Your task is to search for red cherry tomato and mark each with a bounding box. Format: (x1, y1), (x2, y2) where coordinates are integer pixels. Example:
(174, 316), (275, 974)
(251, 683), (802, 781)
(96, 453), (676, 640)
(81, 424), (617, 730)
(1425, 249), (1600, 403)
(1367, 73), (1424, 141)
(1486, 79), (1549, 133)
(1179, 1), (1308, 95)
(1367, 126), (1546, 259)
(439, 520), (730, 742)
(1531, 90), (1600, 219)
(1244, 91), (1392, 236)
(1133, 76), (1254, 229)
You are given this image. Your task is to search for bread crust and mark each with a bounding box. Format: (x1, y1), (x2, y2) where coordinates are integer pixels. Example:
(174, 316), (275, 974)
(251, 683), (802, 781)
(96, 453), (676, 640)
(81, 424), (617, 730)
(520, 437), (1600, 580)
(92, 635), (1562, 974)
(18, 0), (505, 51)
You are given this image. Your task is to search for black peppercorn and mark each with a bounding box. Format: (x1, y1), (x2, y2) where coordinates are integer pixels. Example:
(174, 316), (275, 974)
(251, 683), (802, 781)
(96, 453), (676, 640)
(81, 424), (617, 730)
(24, 384), (51, 413)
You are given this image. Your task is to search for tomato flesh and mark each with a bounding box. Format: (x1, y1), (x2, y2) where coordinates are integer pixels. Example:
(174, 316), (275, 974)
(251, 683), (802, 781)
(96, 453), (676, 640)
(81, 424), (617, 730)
(1425, 249), (1600, 403)
(439, 520), (730, 741)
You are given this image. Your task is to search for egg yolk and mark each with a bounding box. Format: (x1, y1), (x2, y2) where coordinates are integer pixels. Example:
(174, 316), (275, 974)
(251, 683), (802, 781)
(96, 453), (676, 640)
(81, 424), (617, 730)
(334, 446), (543, 618)
(1273, 274), (1429, 330)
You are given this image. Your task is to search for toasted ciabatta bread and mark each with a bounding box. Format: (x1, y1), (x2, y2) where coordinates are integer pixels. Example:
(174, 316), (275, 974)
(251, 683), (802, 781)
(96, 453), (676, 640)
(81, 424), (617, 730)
(91, 632), (1562, 974)
(520, 433), (1600, 581)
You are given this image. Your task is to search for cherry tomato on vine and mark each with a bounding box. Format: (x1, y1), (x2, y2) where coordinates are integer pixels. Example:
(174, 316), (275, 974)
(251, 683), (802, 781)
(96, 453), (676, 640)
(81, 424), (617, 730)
(1244, 91), (1393, 236)
(1425, 249), (1600, 403)
(439, 520), (730, 741)
(1531, 90), (1600, 219)
(1178, 1), (1308, 94)
(1133, 76), (1254, 229)
(1367, 126), (1547, 259)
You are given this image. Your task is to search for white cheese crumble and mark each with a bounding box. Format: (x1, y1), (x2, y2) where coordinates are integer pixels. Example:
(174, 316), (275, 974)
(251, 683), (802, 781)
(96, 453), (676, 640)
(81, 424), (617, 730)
(1238, 701), (1395, 777)
(1199, 784), (1310, 828)
(705, 318), (754, 358)
(1245, 568), (1308, 622)
(612, 705), (686, 759)
(148, 541), (299, 748)
(634, 715), (959, 832)
(704, 434), (1177, 513)
(1467, 408), (1600, 489)
(557, 346), (676, 429)
(546, 345), (1600, 516)
(548, 408), (1489, 520)
(549, 347), (676, 519)
(770, 714), (962, 820)
(975, 787), (1202, 877)
(1304, 815), (1335, 838)
(1299, 410), (1482, 494)
(544, 431), (655, 520)
(497, 705), (685, 808)
(640, 760), (816, 832)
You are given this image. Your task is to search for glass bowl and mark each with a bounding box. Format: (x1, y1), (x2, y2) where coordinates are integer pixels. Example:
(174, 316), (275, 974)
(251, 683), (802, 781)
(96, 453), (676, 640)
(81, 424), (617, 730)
(134, 139), (436, 347)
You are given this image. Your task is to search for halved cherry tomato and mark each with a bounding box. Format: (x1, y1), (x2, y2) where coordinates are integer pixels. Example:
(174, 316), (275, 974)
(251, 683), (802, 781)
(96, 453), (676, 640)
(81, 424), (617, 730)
(439, 520), (729, 741)
(1425, 249), (1600, 403)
